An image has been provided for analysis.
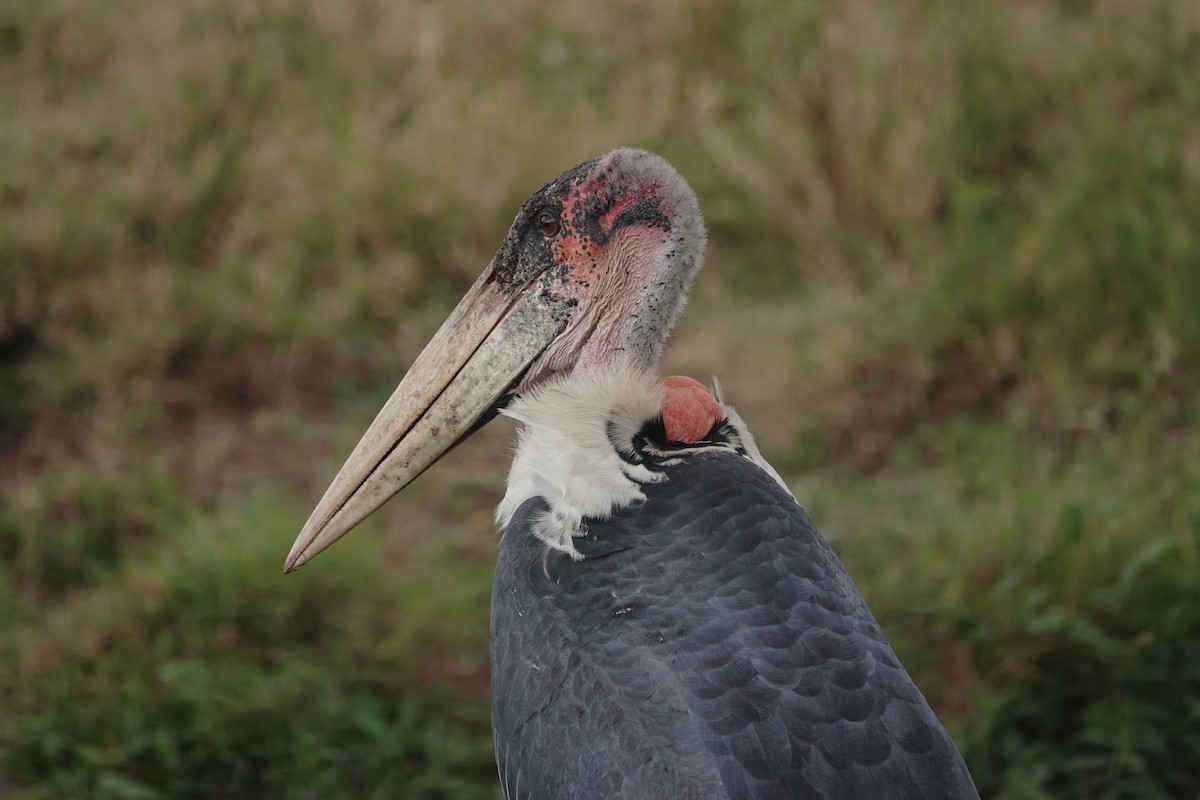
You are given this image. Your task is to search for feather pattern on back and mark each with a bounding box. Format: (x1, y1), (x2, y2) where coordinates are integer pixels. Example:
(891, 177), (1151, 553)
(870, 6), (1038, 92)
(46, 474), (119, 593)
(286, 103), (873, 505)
(490, 368), (978, 799)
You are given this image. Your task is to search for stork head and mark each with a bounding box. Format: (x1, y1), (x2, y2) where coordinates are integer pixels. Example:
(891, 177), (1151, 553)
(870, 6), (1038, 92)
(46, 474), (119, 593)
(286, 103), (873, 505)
(285, 149), (706, 570)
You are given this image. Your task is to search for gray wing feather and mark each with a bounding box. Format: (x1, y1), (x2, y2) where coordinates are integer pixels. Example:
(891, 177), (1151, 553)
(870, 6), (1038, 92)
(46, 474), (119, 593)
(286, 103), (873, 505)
(490, 450), (978, 800)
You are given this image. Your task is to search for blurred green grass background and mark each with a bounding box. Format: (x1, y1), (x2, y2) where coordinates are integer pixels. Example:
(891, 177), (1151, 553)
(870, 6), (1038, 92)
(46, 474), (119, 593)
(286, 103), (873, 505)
(2, 0), (1199, 797)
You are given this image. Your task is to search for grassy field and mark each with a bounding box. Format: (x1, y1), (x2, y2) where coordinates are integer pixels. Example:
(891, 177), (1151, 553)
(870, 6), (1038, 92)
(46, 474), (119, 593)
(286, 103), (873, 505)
(3, 0), (1199, 797)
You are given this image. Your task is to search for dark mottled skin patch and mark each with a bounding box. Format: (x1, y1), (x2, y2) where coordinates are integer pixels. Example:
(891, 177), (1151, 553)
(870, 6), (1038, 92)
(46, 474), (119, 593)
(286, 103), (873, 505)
(492, 158), (599, 294)
(490, 155), (673, 298)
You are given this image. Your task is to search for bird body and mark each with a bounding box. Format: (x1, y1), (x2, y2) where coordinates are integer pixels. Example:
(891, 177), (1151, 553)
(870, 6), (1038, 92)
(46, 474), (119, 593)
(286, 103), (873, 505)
(286, 149), (979, 799)
(491, 366), (977, 799)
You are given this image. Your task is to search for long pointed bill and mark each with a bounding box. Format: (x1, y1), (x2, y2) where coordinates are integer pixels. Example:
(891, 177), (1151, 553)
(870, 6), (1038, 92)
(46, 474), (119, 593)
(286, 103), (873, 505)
(284, 267), (567, 572)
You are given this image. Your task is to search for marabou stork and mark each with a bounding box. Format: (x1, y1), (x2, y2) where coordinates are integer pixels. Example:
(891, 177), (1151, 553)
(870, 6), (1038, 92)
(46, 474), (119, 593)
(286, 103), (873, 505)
(285, 149), (979, 799)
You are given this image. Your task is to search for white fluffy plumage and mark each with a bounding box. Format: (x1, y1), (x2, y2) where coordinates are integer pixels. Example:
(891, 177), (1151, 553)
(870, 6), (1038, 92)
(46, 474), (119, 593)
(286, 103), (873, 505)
(495, 362), (792, 559)
(496, 363), (666, 559)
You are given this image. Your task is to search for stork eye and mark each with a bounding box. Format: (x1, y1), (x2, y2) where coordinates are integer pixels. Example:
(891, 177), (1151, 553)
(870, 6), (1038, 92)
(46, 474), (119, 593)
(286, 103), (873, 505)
(536, 209), (560, 236)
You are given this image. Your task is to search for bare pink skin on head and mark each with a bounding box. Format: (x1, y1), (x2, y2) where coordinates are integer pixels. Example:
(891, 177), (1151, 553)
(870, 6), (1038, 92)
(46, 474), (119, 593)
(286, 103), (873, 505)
(520, 164), (679, 388)
(658, 376), (722, 444)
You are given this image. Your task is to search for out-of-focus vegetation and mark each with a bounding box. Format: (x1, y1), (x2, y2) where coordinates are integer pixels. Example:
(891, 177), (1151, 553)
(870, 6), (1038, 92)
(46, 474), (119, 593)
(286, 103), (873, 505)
(2, 0), (1198, 797)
